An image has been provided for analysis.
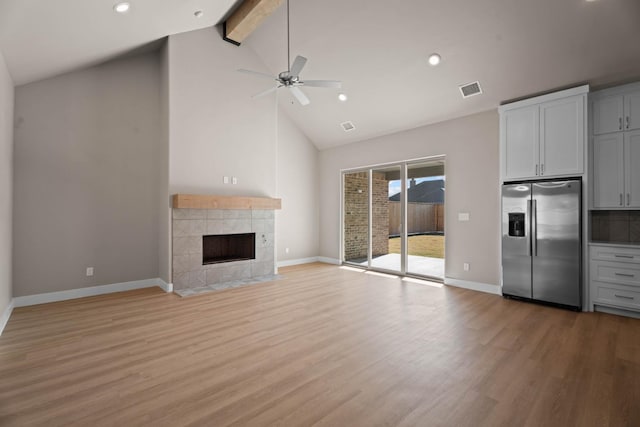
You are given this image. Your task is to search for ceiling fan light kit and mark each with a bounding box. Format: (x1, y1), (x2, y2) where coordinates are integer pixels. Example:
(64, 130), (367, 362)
(236, 0), (342, 106)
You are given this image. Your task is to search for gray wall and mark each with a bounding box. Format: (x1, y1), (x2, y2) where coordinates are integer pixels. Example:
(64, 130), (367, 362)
(167, 28), (320, 264)
(0, 50), (14, 316)
(319, 110), (501, 287)
(158, 41), (171, 283)
(13, 53), (163, 296)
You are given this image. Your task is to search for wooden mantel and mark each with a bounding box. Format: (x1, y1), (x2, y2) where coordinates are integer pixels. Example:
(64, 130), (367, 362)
(172, 194), (281, 210)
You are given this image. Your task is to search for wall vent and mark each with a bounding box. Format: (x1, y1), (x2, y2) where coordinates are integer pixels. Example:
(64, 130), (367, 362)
(341, 121), (356, 132)
(459, 81), (483, 98)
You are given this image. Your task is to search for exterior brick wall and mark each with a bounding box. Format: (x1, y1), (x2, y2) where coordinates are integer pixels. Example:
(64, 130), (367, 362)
(344, 172), (389, 260)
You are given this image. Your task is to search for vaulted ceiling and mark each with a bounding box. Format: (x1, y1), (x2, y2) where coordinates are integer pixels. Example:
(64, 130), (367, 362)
(2, 0), (640, 149)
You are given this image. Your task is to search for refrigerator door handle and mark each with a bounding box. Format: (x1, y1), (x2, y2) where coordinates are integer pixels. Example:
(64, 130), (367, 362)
(532, 199), (537, 257)
(526, 200), (532, 256)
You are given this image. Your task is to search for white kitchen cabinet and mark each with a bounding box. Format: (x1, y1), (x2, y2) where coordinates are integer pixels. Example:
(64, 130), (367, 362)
(593, 88), (640, 135)
(590, 244), (640, 316)
(592, 130), (640, 209)
(540, 96), (585, 177)
(501, 106), (538, 179)
(500, 85), (587, 181)
(625, 130), (640, 208)
(593, 134), (624, 208)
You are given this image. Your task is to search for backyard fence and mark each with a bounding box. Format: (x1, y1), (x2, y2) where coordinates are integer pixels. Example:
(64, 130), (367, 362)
(388, 202), (444, 236)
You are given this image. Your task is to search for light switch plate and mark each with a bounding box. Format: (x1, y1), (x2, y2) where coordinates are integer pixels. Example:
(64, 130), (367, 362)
(458, 212), (470, 221)
(223, 176), (229, 184)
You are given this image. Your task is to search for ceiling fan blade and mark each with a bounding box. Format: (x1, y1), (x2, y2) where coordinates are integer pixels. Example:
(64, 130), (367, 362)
(289, 86), (310, 106)
(252, 86), (279, 99)
(237, 69), (277, 81)
(301, 80), (342, 89)
(289, 55), (307, 77)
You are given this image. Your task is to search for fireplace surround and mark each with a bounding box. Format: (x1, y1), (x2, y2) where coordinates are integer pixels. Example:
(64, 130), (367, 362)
(171, 194), (281, 292)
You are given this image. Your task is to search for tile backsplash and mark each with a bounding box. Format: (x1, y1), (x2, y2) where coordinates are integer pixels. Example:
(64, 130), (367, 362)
(591, 210), (640, 243)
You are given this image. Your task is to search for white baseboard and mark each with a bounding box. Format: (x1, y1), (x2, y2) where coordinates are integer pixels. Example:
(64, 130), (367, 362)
(317, 257), (341, 265)
(277, 257), (319, 267)
(157, 279), (173, 293)
(13, 277), (172, 308)
(0, 299), (15, 336)
(444, 277), (501, 295)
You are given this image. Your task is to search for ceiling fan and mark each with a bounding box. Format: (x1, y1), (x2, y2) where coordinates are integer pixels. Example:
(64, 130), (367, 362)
(237, 0), (342, 106)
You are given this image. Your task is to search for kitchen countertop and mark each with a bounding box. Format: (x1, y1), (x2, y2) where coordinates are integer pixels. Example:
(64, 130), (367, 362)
(589, 241), (640, 248)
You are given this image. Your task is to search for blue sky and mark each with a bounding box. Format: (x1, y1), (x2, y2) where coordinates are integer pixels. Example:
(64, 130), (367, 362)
(388, 176), (445, 197)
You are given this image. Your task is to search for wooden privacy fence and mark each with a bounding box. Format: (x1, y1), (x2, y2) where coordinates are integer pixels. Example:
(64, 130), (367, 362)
(388, 202), (444, 236)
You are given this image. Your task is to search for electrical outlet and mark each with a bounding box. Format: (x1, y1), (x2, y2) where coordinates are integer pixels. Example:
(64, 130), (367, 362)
(232, 177), (238, 185)
(463, 263), (470, 271)
(86, 267), (94, 276)
(285, 247), (290, 254)
(223, 176), (229, 184)
(458, 212), (470, 221)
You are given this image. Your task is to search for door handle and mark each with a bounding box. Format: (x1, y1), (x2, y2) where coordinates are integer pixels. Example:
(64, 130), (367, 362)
(532, 199), (537, 257)
(526, 200), (532, 257)
(615, 272), (635, 278)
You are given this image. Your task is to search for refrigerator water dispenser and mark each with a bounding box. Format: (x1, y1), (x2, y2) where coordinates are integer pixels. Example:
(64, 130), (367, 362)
(508, 213), (525, 237)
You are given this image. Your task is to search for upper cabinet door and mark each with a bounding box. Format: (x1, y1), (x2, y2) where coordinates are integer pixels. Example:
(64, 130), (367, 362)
(593, 94), (624, 135)
(625, 90), (640, 132)
(539, 95), (585, 177)
(625, 130), (640, 208)
(501, 105), (539, 180)
(593, 133), (624, 209)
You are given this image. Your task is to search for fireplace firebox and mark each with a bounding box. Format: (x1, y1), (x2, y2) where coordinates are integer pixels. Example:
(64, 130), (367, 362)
(202, 233), (256, 265)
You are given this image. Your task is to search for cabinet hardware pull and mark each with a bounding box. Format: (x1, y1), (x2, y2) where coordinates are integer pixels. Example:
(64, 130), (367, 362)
(620, 193), (623, 206)
(535, 164), (538, 176)
(614, 294), (634, 300)
(614, 254), (634, 259)
(541, 164), (544, 175)
(619, 117), (623, 130)
(614, 272), (635, 277)
(628, 193), (631, 206)
(627, 116), (630, 129)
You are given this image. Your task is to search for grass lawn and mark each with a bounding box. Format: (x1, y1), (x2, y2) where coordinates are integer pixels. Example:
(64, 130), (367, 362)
(388, 235), (445, 259)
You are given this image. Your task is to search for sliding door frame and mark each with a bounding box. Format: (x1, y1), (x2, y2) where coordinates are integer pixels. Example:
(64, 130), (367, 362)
(340, 155), (445, 281)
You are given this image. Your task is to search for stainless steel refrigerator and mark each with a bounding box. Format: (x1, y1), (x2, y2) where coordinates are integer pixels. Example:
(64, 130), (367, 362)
(502, 179), (581, 309)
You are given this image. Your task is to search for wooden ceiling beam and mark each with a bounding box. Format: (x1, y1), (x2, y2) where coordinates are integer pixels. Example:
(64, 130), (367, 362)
(223, 0), (285, 46)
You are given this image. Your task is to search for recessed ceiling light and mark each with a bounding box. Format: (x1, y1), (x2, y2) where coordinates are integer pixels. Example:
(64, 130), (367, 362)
(194, 10), (204, 18)
(113, 2), (130, 13)
(428, 53), (441, 66)
(338, 93), (348, 102)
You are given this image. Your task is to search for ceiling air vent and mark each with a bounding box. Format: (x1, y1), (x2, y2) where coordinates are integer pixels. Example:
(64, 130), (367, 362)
(459, 81), (483, 98)
(341, 121), (356, 132)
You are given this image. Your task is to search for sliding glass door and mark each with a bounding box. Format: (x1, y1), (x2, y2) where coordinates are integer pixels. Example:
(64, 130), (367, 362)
(342, 157), (445, 281)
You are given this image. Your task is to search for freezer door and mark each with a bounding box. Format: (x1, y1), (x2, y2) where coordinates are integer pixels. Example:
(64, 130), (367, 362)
(502, 184), (532, 298)
(532, 180), (581, 308)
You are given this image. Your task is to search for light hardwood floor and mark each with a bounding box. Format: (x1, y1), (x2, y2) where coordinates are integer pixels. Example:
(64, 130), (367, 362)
(1, 263), (639, 426)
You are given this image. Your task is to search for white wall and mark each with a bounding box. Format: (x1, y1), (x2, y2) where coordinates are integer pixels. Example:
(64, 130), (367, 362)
(0, 49), (14, 320)
(167, 28), (319, 264)
(13, 53), (163, 297)
(319, 110), (501, 287)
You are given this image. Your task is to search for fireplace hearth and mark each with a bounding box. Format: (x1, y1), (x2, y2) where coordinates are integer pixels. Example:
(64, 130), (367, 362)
(203, 233), (255, 265)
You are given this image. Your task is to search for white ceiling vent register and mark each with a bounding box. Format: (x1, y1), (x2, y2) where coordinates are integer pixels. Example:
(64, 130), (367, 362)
(459, 81), (483, 98)
(341, 121), (356, 132)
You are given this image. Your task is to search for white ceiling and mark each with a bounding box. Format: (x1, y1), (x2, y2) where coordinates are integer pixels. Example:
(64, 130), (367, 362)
(0, 0), (238, 85)
(1, 0), (640, 150)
